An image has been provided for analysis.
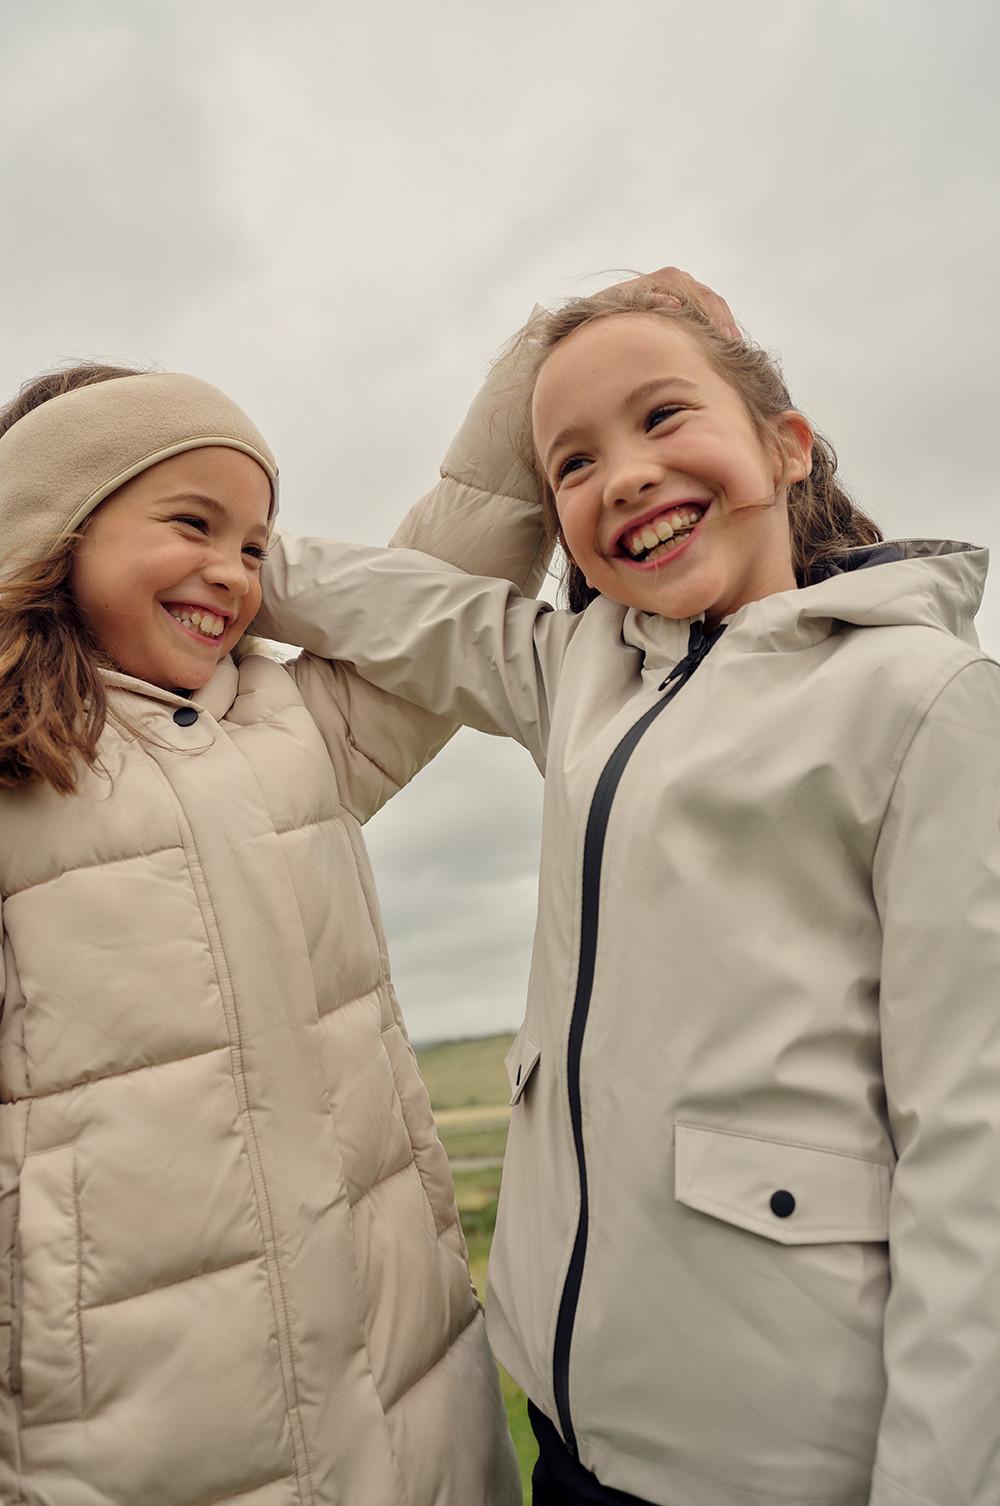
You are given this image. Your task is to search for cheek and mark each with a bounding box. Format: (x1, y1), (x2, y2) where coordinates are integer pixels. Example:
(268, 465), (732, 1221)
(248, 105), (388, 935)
(554, 496), (591, 558)
(244, 575), (264, 623)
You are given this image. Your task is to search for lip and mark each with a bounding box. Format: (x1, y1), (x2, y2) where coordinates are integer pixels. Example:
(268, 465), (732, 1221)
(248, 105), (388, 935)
(160, 602), (234, 647)
(609, 498), (711, 562)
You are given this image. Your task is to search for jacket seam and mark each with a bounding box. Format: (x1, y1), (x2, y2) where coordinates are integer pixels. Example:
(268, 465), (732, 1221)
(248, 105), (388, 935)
(72, 1148), (88, 1417)
(384, 1304), (480, 1413)
(874, 658), (996, 855)
(870, 1465), (945, 1506)
(351, 1112), (460, 1239)
(439, 467), (538, 519)
(343, 728), (399, 807)
(354, 1155), (415, 1207)
(170, 795), (317, 1506)
(380, 1023), (456, 1242)
(3, 1044), (227, 1105)
(181, 1477), (297, 1506)
(1, 842), (181, 898)
(82, 1253), (261, 1313)
(8, 1100), (31, 1447)
(674, 1120), (893, 1167)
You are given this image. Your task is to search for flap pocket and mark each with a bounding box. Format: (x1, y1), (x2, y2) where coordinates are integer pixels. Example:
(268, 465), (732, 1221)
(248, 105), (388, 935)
(504, 1025), (541, 1106)
(674, 1123), (891, 1245)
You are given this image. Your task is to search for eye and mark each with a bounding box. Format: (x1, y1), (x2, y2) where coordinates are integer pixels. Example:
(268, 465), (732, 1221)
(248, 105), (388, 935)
(645, 405), (683, 432)
(555, 454), (590, 484)
(175, 514), (209, 532)
(242, 544), (268, 564)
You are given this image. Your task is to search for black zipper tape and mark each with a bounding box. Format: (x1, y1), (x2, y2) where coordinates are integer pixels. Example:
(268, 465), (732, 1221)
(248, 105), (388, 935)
(551, 619), (723, 1455)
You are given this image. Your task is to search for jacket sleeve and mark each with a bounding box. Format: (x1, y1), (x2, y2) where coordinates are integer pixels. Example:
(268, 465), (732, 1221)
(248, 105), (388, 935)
(262, 315), (553, 823)
(389, 307), (550, 595)
(870, 658), (1000, 1506)
(259, 535), (578, 778)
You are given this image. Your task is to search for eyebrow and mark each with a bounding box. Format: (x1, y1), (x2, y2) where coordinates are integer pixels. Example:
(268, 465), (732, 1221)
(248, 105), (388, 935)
(542, 376), (700, 469)
(159, 490), (269, 540)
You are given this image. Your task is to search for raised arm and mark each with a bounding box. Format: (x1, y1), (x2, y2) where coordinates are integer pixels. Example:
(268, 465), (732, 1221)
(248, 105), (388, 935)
(870, 658), (1000, 1506)
(260, 535), (577, 779)
(389, 308), (549, 591)
(261, 313), (561, 821)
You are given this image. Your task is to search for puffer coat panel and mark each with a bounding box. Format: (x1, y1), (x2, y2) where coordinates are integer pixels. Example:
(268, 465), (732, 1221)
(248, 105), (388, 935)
(0, 651), (519, 1506)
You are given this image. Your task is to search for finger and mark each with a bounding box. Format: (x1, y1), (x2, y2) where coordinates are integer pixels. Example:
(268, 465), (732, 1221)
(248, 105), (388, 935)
(643, 267), (740, 340)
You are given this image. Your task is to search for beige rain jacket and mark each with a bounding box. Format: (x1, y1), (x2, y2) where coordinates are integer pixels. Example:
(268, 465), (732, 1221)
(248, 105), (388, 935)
(0, 397), (546, 1506)
(257, 534), (1000, 1506)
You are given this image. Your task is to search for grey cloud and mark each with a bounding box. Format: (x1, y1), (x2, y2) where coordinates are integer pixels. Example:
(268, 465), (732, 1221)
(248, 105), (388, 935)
(3, 0), (998, 1039)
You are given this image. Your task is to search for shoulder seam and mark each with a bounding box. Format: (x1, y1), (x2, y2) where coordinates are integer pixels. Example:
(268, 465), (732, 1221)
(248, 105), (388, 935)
(877, 656), (998, 850)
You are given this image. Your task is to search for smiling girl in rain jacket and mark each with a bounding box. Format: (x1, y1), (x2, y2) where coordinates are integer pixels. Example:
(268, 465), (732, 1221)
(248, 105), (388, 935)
(258, 281), (1000, 1506)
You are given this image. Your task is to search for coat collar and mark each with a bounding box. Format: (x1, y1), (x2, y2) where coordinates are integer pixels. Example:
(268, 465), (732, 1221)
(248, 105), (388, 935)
(618, 540), (987, 671)
(102, 655), (240, 721)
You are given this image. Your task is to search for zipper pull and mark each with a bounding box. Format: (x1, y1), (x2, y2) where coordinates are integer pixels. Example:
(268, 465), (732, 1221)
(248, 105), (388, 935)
(658, 620), (708, 691)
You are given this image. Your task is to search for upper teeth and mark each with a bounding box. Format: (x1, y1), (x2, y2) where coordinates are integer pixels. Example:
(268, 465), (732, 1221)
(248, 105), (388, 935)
(168, 606), (226, 638)
(624, 507), (702, 557)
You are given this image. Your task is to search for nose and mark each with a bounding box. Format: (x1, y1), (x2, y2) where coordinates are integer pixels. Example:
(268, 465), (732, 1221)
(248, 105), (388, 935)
(204, 543), (253, 599)
(601, 447), (662, 510)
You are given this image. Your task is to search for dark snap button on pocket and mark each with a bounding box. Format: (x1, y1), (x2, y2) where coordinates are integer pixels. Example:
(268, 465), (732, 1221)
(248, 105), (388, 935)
(770, 1190), (796, 1218)
(173, 706), (199, 726)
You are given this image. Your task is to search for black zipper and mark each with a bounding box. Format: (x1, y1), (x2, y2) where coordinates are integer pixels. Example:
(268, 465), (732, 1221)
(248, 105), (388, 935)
(551, 618), (724, 1455)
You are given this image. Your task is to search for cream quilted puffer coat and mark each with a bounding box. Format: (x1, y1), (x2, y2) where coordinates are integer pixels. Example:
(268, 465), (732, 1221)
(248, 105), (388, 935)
(0, 365), (546, 1506)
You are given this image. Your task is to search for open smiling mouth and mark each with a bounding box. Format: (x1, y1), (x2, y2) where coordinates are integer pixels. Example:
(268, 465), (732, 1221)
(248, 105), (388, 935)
(161, 603), (230, 643)
(617, 503), (707, 565)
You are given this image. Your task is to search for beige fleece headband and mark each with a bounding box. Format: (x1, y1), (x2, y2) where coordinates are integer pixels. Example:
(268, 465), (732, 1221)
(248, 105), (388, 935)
(0, 372), (278, 580)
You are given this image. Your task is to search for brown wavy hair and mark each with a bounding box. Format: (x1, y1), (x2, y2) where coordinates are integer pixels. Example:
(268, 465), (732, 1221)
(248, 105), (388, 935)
(0, 364), (142, 793)
(519, 286), (882, 612)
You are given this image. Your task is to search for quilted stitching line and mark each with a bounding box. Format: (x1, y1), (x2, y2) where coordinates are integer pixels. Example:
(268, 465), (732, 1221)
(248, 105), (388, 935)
(166, 790), (317, 1506)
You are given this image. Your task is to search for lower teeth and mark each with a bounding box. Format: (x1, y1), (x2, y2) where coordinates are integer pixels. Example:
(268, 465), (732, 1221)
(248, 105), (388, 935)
(642, 529), (692, 560)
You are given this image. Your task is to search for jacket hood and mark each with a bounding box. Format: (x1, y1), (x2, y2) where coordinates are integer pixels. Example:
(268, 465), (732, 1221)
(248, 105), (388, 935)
(625, 539), (987, 668)
(787, 539), (986, 642)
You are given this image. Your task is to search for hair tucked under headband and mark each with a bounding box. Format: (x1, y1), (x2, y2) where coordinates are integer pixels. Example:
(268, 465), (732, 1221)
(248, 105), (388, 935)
(0, 372), (278, 580)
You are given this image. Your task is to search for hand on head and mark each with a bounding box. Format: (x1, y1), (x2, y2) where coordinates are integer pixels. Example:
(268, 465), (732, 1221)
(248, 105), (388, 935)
(598, 266), (740, 342)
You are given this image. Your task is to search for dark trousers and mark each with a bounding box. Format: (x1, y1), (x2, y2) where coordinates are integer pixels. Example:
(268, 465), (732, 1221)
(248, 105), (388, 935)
(528, 1402), (658, 1506)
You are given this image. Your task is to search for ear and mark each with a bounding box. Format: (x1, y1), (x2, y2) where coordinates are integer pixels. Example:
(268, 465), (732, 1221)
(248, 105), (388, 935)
(772, 410), (814, 487)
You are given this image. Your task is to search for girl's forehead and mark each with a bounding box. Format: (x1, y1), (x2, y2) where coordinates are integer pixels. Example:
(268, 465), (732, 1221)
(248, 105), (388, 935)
(532, 314), (711, 438)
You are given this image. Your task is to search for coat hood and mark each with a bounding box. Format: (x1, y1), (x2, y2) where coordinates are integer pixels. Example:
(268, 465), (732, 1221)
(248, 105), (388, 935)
(788, 538), (985, 642)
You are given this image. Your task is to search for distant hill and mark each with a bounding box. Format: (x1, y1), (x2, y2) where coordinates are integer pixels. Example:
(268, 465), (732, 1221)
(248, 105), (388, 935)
(415, 1032), (515, 1112)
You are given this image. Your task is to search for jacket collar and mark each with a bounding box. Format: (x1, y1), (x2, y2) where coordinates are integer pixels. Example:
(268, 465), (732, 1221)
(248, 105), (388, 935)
(102, 655), (240, 721)
(620, 539), (987, 670)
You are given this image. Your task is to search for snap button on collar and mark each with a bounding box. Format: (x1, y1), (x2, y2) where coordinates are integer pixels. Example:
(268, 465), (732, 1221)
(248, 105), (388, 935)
(770, 1189), (796, 1218)
(173, 705), (199, 727)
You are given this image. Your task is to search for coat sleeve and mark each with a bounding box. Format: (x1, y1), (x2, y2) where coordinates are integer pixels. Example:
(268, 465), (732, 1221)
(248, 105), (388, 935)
(389, 307), (550, 595)
(260, 314), (554, 823)
(870, 658), (1000, 1506)
(260, 535), (578, 779)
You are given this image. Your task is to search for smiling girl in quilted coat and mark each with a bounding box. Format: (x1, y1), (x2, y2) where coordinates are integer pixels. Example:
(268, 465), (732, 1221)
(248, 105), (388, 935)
(0, 359), (544, 1506)
(256, 282), (1000, 1506)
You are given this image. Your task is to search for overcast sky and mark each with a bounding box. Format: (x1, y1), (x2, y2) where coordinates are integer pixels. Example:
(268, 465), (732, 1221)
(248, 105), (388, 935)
(3, 0), (998, 1041)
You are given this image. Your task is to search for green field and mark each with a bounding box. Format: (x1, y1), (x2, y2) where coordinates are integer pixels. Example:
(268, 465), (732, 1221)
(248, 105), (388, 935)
(415, 1032), (537, 1498)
